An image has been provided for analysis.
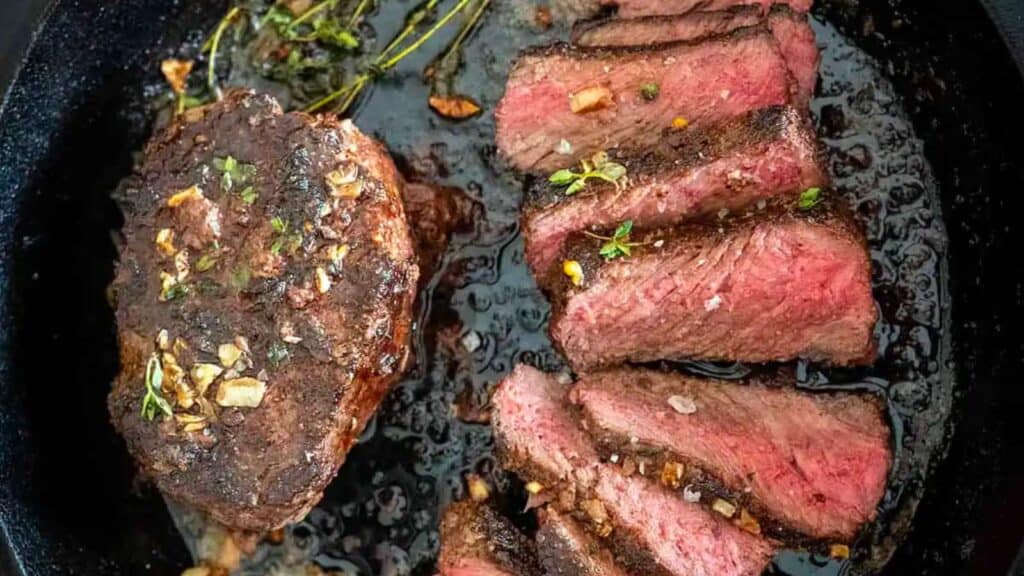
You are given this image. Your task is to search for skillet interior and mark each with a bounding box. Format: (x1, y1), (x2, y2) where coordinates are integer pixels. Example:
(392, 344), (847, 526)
(1, 0), (1024, 574)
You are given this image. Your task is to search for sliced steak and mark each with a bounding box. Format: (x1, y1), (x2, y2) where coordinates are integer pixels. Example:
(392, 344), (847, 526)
(495, 27), (794, 172)
(548, 199), (877, 370)
(571, 368), (892, 540)
(437, 501), (542, 576)
(493, 365), (774, 576)
(523, 106), (826, 276)
(537, 508), (628, 576)
(572, 6), (819, 103)
(107, 91), (419, 531)
(611, 0), (812, 18)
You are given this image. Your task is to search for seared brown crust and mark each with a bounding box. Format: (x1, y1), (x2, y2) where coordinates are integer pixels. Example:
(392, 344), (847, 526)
(537, 508), (628, 576)
(571, 5), (763, 46)
(518, 23), (769, 61)
(437, 501), (542, 576)
(108, 91), (418, 531)
(524, 106), (826, 211)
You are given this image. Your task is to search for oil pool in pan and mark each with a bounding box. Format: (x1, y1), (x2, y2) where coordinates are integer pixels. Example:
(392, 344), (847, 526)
(153, 1), (951, 574)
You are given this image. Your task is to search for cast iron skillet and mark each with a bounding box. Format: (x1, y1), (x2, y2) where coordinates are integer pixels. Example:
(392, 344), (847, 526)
(2, 0), (1024, 574)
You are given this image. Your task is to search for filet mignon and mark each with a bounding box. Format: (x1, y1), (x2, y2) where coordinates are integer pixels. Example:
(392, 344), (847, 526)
(495, 27), (794, 172)
(107, 91), (419, 532)
(547, 199), (878, 370)
(523, 106), (826, 276)
(611, 0), (812, 18)
(571, 367), (892, 540)
(492, 365), (775, 576)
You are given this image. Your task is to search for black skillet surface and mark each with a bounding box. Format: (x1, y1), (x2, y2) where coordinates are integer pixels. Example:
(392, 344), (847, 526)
(2, 0), (1024, 575)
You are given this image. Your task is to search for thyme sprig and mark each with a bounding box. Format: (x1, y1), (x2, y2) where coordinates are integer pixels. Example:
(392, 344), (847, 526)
(141, 353), (173, 421)
(583, 220), (645, 260)
(798, 187), (823, 210)
(204, 6), (244, 98)
(549, 152), (627, 196)
(305, 0), (476, 114)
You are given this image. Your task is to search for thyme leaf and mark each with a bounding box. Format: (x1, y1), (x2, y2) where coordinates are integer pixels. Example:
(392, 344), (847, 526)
(141, 353), (173, 421)
(798, 187), (823, 210)
(548, 152), (627, 196)
(584, 220), (641, 260)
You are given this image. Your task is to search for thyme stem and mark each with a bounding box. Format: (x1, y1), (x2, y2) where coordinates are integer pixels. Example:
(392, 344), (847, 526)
(379, 0), (471, 70)
(287, 0), (338, 31)
(207, 6), (243, 97)
(443, 0), (490, 63)
(304, 0), (473, 114)
(346, 0), (374, 29)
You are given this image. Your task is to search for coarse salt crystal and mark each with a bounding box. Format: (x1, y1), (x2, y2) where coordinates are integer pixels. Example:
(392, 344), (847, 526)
(683, 485), (702, 502)
(705, 294), (722, 311)
(668, 395), (697, 414)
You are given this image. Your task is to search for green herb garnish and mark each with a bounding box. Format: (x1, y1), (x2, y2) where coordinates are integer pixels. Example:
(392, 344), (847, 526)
(549, 152), (627, 196)
(230, 266), (251, 291)
(196, 252), (218, 272)
(584, 220), (643, 260)
(203, 6), (243, 97)
(798, 187), (823, 210)
(162, 282), (189, 301)
(270, 216), (288, 234)
(239, 186), (258, 205)
(640, 82), (660, 101)
(140, 353), (173, 421)
(212, 155), (256, 193)
(267, 341), (290, 368)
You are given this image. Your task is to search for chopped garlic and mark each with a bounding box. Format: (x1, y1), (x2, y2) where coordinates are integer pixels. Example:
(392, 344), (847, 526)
(829, 544), (850, 559)
(712, 498), (737, 518)
(215, 377), (266, 408)
(314, 266), (332, 293)
(668, 395), (697, 415)
(525, 481), (544, 494)
(569, 86), (614, 114)
(556, 139), (573, 155)
(190, 363), (223, 394)
(167, 185), (203, 208)
(155, 229), (176, 256)
(661, 461), (685, 489)
(466, 473), (491, 502)
(736, 509), (762, 535)
(562, 260), (584, 287)
(156, 329), (170, 351)
(325, 165), (362, 199)
(671, 116), (689, 129)
(217, 342), (243, 367)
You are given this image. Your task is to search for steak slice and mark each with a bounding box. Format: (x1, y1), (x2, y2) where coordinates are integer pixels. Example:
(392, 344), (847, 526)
(523, 106), (826, 276)
(495, 27), (794, 172)
(437, 501), (542, 576)
(107, 91), (419, 531)
(537, 508), (628, 576)
(493, 365), (775, 576)
(571, 368), (892, 540)
(548, 200), (877, 370)
(611, 0), (812, 18)
(573, 6), (819, 103)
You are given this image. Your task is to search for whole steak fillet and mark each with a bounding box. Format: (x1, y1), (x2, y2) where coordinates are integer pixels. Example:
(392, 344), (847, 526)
(548, 200), (877, 370)
(107, 91), (418, 532)
(495, 27), (794, 172)
(437, 501), (541, 576)
(493, 365), (774, 576)
(571, 368), (891, 540)
(572, 6), (819, 103)
(523, 106), (826, 277)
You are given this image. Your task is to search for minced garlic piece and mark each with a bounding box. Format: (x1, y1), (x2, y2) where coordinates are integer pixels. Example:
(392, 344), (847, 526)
(671, 116), (689, 129)
(156, 329), (170, 351)
(155, 229), (176, 256)
(160, 59), (193, 94)
(217, 342), (243, 367)
(215, 377), (266, 408)
(711, 498), (737, 518)
(325, 165), (362, 199)
(570, 86), (614, 113)
(829, 544), (850, 559)
(736, 509), (762, 535)
(167, 185), (204, 208)
(190, 363), (223, 394)
(314, 266), (332, 293)
(525, 481), (544, 494)
(465, 473), (491, 502)
(661, 461), (685, 489)
(562, 260), (584, 286)
(325, 244), (350, 267)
